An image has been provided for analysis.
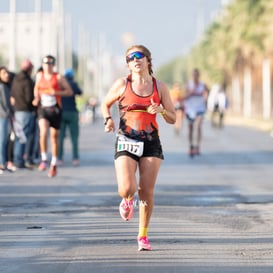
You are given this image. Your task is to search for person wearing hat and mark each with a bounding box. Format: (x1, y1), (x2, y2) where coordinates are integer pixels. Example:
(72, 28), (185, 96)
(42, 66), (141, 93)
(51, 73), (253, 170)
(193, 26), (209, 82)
(58, 68), (82, 166)
(11, 59), (35, 168)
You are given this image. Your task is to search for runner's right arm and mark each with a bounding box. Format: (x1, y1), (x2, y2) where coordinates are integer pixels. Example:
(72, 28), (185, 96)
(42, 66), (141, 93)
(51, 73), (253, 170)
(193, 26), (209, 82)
(101, 78), (126, 133)
(32, 72), (42, 106)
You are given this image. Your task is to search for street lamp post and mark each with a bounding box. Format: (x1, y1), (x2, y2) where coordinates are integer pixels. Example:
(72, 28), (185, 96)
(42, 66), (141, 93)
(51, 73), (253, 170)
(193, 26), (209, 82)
(9, 0), (16, 71)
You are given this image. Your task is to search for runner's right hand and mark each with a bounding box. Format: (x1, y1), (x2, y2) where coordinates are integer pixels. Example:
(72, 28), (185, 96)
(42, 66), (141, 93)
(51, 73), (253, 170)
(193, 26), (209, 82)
(105, 119), (115, 133)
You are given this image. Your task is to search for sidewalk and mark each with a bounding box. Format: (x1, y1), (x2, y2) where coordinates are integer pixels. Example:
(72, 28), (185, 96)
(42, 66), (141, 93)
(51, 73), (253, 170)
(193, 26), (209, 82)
(224, 112), (273, 132)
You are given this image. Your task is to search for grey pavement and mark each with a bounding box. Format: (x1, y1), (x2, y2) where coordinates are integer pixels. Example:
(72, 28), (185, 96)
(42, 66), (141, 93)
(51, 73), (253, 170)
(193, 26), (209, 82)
(1, 115), (273, 273)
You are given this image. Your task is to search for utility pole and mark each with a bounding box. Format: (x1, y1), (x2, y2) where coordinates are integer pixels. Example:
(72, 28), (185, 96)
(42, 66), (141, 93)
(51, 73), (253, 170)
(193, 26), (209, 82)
(65, 14), (73, 69)
(196, 0), (205, 42)
(9, 0), (16, 71)
(262, 58), (271, 119)
(34, 0), (42, 69)
(77, 24), (85, 87)
(58, 0), (65, 73)
(52, 0), (65, 72)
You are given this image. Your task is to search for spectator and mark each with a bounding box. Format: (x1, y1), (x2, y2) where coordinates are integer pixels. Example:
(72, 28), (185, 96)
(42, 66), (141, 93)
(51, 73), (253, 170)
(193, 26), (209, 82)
(208, 83), (228, 128)
(58, 68), (82, 166)
(0, 66), (13, 173)
(6, 71), (16, 172)
(11, 59), (35, 168)
(88, 97), (98, 123)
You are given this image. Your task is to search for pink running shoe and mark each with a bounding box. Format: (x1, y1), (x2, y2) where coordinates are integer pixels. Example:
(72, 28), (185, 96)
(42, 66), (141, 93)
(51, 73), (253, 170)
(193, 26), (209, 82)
(138, 236), (152, 251)
(38, 161), (48, 171)
(119, 198), (134, 221)
(48, 165), (57, 178)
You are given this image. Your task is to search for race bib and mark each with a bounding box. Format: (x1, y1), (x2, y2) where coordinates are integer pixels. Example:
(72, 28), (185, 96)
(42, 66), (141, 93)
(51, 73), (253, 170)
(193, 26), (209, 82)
(41, 94), (57, 107)
(117, 135), (144, 157)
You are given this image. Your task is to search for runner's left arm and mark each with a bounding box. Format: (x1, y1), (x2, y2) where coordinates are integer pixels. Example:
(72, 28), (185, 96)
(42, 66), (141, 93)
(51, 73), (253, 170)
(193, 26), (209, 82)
(55, 74), (73, 96)
(147, 81), (176, 124)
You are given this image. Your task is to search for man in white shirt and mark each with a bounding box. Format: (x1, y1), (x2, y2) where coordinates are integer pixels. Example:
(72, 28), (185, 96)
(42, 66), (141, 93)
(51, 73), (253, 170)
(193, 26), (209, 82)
(184, 68), (209, 157)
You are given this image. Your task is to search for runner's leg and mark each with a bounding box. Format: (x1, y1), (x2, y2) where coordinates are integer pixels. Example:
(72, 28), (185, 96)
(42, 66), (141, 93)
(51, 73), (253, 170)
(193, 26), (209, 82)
(47, 127), (59, 177)
(69, 112), (79, 160)
(188, 122), (193, 146)
(115, 155), (138, 220)
(138, 157), (161, 235)
(115, 156), (138, 199)
(196, 115), (203, 148)
(188, 120), (195, 156)
(38, 118), (49, 159)
(50, 127), (59, 163)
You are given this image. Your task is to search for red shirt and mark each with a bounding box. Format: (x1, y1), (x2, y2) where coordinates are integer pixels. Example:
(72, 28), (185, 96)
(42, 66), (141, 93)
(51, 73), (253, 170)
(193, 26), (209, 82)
(118, 75), (161, 141)
(38, 72), (61, 107)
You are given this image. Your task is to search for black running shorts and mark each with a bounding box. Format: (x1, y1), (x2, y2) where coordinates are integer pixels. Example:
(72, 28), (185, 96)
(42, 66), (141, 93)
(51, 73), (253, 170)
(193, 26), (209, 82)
(114, 136), (164, 162)
(38, 105), (62, 129)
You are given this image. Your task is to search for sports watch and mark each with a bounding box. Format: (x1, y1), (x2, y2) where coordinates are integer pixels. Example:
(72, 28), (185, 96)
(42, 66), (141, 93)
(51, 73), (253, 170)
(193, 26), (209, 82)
(104, 116), (112, 125)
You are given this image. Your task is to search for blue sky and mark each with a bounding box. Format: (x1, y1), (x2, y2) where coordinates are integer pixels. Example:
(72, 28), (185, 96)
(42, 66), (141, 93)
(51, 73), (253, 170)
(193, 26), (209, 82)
(0, 0), (223, 68)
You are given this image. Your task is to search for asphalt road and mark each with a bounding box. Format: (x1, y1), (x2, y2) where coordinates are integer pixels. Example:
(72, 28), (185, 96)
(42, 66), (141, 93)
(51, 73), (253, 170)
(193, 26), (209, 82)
(1, 116), (273, 273)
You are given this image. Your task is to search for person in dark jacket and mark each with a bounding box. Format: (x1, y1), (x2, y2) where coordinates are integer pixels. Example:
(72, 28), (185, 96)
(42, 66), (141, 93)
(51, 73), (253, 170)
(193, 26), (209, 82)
(0, 66), (13, 173)
(11, 59), (35, 168)
(6, 71), (17, 172)
(58, 68), (82, 166)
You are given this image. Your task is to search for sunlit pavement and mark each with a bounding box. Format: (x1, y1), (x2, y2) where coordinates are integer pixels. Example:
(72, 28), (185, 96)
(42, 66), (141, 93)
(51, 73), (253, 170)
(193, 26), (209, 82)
(1, 116), (273, 273)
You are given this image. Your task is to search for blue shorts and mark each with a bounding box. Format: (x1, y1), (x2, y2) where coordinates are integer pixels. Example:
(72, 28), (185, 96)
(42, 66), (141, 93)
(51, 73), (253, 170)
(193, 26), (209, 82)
(186, 111), (205, 123)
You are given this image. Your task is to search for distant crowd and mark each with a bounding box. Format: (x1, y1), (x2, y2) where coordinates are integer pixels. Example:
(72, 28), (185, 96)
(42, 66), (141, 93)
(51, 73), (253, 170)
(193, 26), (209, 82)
(0, 56), (83, 177)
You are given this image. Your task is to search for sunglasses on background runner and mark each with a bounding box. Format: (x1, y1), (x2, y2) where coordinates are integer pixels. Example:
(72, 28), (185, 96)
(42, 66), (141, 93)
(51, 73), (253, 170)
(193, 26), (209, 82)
(42, 58), (55, 65)
(126, 51), (146, 63)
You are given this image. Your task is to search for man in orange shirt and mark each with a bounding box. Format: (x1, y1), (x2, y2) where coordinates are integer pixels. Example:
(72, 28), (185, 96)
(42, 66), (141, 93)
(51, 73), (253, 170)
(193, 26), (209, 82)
(33, 55), (72, 177)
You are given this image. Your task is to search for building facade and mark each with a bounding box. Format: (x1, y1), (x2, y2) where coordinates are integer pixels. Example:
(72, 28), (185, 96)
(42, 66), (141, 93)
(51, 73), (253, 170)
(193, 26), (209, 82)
(0, 0), (69, 72)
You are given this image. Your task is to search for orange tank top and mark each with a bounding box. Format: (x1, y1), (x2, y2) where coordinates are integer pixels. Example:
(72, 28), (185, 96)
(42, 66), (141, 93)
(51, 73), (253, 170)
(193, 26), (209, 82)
(38, 72), (62, 107)
(118, 75), (161, 141)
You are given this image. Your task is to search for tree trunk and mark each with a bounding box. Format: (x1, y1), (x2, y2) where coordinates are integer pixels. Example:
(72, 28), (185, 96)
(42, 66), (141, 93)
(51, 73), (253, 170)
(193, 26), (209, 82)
(231, 74), (241, 114)
(243, 67), (252, 117)
(262, 58), (271, 119)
